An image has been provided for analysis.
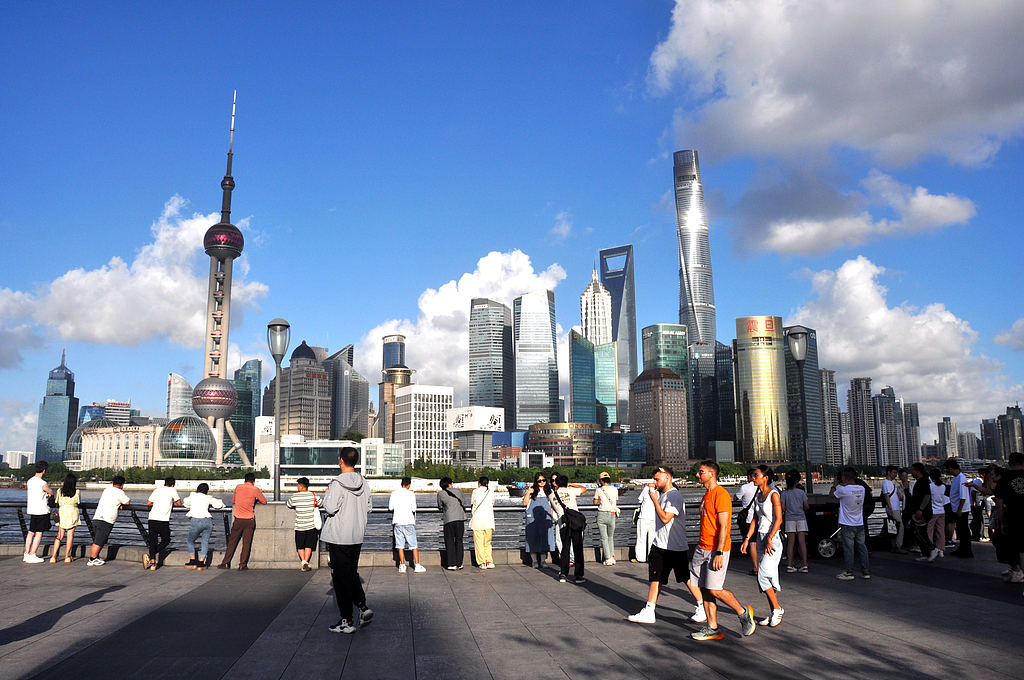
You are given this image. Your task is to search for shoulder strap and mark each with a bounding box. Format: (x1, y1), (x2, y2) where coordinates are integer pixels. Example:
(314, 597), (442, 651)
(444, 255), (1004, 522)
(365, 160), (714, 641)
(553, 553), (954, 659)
(472, 487), (491, 512)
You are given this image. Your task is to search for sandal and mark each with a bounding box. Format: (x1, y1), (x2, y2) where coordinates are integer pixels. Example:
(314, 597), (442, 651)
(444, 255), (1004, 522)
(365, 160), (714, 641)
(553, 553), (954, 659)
(48, 557), (57, 564)
(64, 557), (75, 563)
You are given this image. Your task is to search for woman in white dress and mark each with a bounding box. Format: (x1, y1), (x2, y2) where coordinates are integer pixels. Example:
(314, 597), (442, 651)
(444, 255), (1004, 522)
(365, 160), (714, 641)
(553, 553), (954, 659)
(741, 465), (784, 627)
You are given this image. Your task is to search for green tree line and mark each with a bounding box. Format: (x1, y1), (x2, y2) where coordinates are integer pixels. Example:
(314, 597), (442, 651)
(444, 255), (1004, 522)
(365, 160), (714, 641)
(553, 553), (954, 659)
(9, 463), (270, 484)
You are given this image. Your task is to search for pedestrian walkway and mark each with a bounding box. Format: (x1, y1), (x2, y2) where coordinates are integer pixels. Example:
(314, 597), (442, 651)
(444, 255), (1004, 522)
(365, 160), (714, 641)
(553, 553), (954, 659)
(0, 544), (1020, 679)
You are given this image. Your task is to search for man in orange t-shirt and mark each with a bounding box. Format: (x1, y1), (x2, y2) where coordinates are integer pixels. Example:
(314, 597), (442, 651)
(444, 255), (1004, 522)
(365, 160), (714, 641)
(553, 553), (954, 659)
(688, 460), (756, 641)
(218, 472), (267, 571)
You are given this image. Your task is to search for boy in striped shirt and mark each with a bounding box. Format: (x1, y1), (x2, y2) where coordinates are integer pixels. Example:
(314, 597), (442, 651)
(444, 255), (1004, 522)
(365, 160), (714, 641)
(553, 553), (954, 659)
(287, 477), (320, 571)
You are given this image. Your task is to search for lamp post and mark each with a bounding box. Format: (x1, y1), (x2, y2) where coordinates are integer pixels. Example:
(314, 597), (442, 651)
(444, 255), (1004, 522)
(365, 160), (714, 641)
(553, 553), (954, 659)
(785, 325), (813, 494)
(267, 318), (290, 501)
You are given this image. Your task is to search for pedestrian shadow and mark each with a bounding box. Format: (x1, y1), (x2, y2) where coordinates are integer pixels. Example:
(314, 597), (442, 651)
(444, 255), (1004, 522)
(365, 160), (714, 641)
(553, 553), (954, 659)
(0, 585), (126, 646)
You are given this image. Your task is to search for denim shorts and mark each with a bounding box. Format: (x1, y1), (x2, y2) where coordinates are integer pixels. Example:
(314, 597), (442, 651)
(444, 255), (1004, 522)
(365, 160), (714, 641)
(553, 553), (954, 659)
(394, 524), (417, 549)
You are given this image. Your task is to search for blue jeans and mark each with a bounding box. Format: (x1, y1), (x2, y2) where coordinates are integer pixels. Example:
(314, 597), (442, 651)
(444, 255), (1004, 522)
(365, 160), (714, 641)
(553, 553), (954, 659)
(840, 524), (870, 574)
(597, 511), (616, 561)
(187, 517), (213, 560)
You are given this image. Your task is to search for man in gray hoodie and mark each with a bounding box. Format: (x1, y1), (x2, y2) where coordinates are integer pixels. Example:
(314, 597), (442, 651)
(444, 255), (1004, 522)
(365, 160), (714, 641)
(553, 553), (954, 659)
(321, 447), (373, 634)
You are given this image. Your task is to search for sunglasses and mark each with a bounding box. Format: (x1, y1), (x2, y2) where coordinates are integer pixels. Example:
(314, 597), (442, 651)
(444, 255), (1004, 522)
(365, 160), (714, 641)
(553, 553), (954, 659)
(537, 479), (547, 483)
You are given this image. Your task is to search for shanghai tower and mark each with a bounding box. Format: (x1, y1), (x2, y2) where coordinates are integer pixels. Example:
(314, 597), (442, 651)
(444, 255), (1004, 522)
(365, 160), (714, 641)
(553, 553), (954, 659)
(673, 150), (722, 457)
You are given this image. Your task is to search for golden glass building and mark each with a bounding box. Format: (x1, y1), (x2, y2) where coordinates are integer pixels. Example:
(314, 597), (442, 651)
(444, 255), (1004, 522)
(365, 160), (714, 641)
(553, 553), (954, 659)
(732, 316), (789, 464)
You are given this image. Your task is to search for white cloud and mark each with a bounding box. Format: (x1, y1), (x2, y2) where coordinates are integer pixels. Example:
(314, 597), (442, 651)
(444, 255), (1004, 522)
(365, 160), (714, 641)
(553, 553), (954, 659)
(0, 196), (268, 360)
(650, 0), (1024, 166)
(756, 171), (975, 255)
(790, 256), (1021, 441)
(355, 250), (566, 404)
(0, 399), (38, 454)
(551, 210), (573, 240)
(995, 319), (1024, 351)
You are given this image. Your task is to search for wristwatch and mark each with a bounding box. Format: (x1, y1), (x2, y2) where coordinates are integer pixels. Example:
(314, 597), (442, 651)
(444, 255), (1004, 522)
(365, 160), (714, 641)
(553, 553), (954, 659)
(711, 550), (722, 556)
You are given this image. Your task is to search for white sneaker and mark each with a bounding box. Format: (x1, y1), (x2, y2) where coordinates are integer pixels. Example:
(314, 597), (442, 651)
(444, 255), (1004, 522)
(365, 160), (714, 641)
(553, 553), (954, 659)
(758, 608), (784, 627)
(413, 564), (426, 573)
(479, 563), (489, 569)
(328, 619), (356, 634)
(485, 562), (495, 569)
(691, 603), (707, 623)
(23, 554), (43, 564)
(628, 607), (656, 624)
(87, 558), (105, 566)
(398, 563), (407, 573)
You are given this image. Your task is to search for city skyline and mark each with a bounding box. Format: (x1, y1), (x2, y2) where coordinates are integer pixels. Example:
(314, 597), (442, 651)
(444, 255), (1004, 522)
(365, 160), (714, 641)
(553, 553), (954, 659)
(2, 3), (1023, 455)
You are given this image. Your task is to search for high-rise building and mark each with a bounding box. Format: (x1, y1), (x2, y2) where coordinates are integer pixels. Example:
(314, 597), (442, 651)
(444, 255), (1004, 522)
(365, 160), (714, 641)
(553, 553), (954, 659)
(629, 367), (688, 467)
(513, 290), (559, 429)
(382, 334), (406, 371)
(78, 403), (106, 425)
(235, 359), (262, 429)
(840, 411), (853, 464)
(872, 388), (904, 467)
(903, 402), (921, 463)
(958, 432), (979, 460)
(394, 384), (453, 464)
(819, 369), (843, 466)
(783, 325), (823, 466)
(997, 408), (1023, 460)
(594, 431), (647, 472)
(714, 341), (736, 446)
(600, 245), (638, 428)
(847, 378), (876, 466)
(186, 95), (251, 467)
(278, 341), (332, 440)
(568, 330), (617, 428)
(34, 351), (79, 464)
(377, 335), (414, 443)
(104, 400), (131, 426)
(937, 417), (959, 459)
(980, 418), (1000, 459)
(324, 345), (370, 439)
(642, 324), (688, 377)
(166, 374), (196, 420)
(223, 378), (253, 465)
(468, 298), (514, 428)
(673, 151), (716, 345)
(732, 316), (789, 464)
(580, 269), (613, 345)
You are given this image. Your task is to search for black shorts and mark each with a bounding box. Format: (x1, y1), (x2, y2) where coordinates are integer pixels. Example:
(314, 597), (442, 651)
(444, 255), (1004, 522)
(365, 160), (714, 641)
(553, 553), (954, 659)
(29, 513), (51, 533)
(648, 544), (689, 585)
(92, 520), (114, 547)
(295, 529), (320, 550)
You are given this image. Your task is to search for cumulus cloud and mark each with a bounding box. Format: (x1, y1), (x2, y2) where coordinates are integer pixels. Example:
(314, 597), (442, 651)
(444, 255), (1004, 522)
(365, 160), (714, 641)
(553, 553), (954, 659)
(551, 211), (573, 240)
(355, 250), (566, 403)
(740, 170), (975, 255)
(650, 0), (1024, 166)
(0, 196), (268, 361)
(789, 256), (1021, 440)
(995, 319), (1024, 351)
(0, 399), (38, 454)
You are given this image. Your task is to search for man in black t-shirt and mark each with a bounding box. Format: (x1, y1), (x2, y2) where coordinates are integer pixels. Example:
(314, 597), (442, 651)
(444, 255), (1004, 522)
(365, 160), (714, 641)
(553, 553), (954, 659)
(995, 452), (1024, 585)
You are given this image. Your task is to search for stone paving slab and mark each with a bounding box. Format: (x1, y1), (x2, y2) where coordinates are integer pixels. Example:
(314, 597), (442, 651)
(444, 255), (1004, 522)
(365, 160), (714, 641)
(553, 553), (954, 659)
(0, 542), (1021, 680)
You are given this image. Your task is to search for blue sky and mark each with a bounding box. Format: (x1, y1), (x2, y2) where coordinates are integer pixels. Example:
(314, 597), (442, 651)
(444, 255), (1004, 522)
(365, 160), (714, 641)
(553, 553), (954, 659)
(2, 1), (1022, 453)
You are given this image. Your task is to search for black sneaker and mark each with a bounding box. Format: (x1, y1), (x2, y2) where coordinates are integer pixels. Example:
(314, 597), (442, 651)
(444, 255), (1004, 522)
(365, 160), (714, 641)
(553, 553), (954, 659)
(559, 574), (567, 583)
(572, 577), (587, 584)
(328, 619), (356, 634)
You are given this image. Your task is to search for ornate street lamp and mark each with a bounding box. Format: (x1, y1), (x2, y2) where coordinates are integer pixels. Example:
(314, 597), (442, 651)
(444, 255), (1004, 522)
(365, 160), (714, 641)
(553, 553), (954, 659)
(785, 325), (814, 493)
(267, 318), (290, 501)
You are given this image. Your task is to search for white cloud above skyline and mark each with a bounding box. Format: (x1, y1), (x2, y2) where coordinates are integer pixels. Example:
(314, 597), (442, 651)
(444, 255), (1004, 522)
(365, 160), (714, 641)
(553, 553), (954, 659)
(0, 196), (268, 364)
(354, 250), (567, 405)
(995, 319), (1024, 351)
(790, 256), (1020, 441)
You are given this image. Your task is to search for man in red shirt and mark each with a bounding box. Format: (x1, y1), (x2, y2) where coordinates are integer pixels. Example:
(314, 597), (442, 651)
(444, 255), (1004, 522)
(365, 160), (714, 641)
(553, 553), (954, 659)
(688, 460), (756, 641)
(218, 472), (267, 570)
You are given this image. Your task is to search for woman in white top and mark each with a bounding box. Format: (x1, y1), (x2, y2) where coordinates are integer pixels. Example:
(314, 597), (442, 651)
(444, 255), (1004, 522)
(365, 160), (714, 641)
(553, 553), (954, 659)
(471, 476), (496, 569)
(741, 465), (784, 627)
(183, 483), (225, 570)
(593, 472), (620, 565)
(780, 470), (809, 573)
(924, 469), (948, 562)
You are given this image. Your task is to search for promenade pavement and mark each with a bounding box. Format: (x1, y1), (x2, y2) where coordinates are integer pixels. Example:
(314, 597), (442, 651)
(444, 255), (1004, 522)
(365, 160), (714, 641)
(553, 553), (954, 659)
(1, 543), (1021, 680)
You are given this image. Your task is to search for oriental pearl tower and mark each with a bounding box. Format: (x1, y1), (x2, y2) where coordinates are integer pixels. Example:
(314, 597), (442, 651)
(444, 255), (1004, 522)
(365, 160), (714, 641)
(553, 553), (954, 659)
(191, 92), (252, 467)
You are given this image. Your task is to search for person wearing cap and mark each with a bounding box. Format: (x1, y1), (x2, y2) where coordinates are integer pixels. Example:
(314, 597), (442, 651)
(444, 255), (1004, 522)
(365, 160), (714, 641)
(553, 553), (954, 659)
(593, 471), (620, 565)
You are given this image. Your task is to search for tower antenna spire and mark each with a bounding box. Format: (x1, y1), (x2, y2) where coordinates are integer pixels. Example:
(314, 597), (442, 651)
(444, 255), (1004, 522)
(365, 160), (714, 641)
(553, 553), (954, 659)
(220, 90), (237, 224)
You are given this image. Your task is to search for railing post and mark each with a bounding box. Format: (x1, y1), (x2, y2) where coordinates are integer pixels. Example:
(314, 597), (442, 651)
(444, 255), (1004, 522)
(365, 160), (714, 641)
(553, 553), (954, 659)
(16, 508), (28, 538)
(130, 508), (150, 545)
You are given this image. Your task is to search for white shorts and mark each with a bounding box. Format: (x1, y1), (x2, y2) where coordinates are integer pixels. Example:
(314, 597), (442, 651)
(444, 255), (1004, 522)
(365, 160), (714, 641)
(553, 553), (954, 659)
(785, 519), (808, 533)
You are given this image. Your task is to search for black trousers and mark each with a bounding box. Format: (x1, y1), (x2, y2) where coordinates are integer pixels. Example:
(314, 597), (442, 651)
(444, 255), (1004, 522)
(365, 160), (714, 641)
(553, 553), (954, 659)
(327, 543), (366, 622)
(443, 520), (465, 567)
(148, 520), (171, 560)
(559, 525), (584, 580)
(221, 517), (256, 567)
(912, 519), (934, 553)
(953, 512), (973, 555)
(970, 506), (983, 541)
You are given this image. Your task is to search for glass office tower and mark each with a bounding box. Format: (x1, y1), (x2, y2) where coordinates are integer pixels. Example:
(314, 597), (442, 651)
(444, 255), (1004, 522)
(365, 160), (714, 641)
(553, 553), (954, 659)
(468, 298), (515, 428)
(783, 325), (824, 466)
(568, 330), (617, 428)
(673, 151), (716, 345)
(733, 316), (789, 464)
(235, 359), (262, 429)
(382, 335), (406, 371)
(642, 323), (688, 376)
(819, 369), (843, 467)
(35, 351), (79, 463)
(513, 290), (559, 429)
(600, 245), (638, 426)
